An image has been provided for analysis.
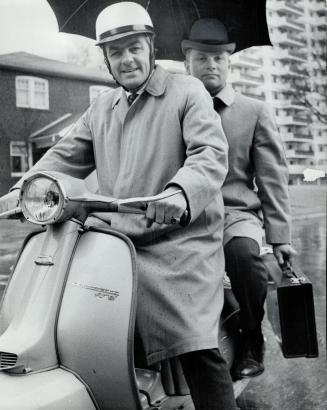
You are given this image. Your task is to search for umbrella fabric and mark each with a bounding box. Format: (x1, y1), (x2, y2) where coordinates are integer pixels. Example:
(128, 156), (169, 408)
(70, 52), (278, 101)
(47, 0), (271, 60)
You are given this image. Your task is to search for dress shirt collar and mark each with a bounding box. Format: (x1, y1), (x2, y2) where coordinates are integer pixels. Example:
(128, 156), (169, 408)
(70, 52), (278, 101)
(214, 83), (235, 107)
(112, 65), (168, 108)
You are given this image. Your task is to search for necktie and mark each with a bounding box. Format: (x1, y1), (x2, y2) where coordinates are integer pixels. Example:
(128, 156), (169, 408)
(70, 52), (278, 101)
(127, 92), (138, 106)
(213, 97), (224, 112)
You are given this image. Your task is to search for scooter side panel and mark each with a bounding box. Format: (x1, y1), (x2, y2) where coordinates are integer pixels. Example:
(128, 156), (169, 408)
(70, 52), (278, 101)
(0, 223), (81, 373)
(0, 368), (95, 409)
(57, 229), (141, 410)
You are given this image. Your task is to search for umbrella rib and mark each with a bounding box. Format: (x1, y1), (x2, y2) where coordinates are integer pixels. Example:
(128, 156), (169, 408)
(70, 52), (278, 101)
(191, 0), (200, 18)
(59, 0), (90, 31)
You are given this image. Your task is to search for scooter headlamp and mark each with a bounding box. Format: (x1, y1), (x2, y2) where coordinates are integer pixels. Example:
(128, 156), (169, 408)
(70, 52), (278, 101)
(20, 174), (65, 225)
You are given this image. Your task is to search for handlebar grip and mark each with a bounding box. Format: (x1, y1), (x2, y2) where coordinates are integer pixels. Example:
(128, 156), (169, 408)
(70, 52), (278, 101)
(171, 210), (189, 226)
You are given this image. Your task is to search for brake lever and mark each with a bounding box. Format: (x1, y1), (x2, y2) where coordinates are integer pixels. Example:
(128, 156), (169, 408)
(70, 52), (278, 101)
(117, 190), (189, 226)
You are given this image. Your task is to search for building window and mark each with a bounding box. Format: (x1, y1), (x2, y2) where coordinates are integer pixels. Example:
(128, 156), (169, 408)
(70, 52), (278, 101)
(16, 76), (49, 109)
(10, 141), (29, 176)
(89, 85), (110, 103)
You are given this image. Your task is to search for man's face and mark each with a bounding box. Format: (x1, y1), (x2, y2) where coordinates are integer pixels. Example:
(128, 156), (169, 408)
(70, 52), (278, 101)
(185, 49), (230, 95)
(104, 34), (151, 90)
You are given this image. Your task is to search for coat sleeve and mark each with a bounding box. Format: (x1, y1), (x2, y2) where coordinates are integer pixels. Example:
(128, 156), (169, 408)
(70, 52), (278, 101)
(253, 103), (292, 244)
(166, 78), (228, 222)
(12, 111), (95, 190)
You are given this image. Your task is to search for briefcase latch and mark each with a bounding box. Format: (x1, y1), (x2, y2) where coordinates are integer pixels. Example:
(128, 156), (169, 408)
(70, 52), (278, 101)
(290, 276), (306, 284)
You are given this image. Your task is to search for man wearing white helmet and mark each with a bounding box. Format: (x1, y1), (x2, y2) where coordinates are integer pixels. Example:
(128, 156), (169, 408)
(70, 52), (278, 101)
(96, 1), (157, 91)
(0, 3), (236, 408)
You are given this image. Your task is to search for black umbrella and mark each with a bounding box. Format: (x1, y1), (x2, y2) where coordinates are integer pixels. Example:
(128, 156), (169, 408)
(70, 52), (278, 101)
(47, 0), (271, 60)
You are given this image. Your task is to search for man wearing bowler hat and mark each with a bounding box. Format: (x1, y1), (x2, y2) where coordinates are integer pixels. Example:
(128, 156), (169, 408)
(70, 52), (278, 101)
(182, 19), (297, 379)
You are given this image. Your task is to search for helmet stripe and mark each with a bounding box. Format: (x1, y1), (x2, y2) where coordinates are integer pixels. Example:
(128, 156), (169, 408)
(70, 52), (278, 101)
(99, 25), (154, 41)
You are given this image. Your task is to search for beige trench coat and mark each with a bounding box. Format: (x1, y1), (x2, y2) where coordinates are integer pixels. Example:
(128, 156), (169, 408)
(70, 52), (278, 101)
(17, 65), (228, 364)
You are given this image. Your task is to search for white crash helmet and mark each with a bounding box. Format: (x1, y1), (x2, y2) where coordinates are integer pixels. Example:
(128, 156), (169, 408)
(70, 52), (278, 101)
(96, 2), (154, 45)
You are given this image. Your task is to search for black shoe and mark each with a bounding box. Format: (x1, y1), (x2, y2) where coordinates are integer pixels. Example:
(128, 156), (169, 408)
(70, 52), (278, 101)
(232, 330), (265, 380)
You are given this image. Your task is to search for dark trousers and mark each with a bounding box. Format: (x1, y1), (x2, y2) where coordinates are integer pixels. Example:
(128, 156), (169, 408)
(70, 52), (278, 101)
(180, 348), (237, 410)
(224, 237), (268, 332)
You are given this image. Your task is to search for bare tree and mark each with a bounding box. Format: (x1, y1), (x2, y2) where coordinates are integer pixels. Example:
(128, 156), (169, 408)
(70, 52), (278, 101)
(283, 47), (327, 124)
(67, 43), (107, 72)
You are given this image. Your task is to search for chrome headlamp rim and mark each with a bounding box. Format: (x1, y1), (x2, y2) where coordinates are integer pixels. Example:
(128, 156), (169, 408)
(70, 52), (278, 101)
(19, 172), (68, 225)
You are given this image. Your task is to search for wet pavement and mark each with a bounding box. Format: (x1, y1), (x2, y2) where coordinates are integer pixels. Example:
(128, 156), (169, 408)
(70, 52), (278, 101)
(237, 216), (326, 410)
(0, 187), (326, 409)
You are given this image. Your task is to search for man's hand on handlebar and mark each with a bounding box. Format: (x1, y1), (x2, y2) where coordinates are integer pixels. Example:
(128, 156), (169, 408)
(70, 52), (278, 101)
(145, 186), (188, 228)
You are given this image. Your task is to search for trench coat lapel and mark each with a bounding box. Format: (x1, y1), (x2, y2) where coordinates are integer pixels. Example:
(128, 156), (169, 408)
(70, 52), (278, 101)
(144, 65), (168, 97)
(112, 88), (130, 124)
(216, 84), (235, 107)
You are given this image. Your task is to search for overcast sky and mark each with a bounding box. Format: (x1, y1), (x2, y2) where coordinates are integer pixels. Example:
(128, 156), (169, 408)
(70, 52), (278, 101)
(0, 0), (97, 62)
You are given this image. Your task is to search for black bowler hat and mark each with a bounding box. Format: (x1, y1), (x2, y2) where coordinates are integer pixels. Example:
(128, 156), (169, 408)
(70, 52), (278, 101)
(182, 18), (236, 55)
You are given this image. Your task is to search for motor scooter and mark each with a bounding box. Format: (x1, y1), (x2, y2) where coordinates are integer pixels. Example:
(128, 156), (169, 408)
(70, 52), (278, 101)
(0, 171), (253, 409)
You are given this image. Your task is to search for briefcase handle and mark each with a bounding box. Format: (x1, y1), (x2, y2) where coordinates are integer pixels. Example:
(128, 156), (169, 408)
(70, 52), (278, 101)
(281, 261), (308, 284)
(281, 261), (294, 278)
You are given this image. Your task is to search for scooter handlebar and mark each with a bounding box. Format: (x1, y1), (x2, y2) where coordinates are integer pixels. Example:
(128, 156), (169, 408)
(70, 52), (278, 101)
(75, 190), (189, 226)
(0, 186), (188, 226)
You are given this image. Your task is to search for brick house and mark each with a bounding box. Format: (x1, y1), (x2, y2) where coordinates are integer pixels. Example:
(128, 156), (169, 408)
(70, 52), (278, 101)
(0, 52), (115, 195)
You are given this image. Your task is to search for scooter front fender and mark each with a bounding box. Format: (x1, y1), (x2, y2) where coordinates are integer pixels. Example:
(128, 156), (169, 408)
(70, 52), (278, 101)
(0, 368), (95, 410)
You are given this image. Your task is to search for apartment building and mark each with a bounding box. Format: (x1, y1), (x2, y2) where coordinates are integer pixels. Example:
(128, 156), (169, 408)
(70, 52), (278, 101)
(230, 0), (327, 185)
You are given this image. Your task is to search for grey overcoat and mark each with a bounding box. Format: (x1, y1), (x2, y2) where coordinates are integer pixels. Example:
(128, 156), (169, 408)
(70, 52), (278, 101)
(215, 84), (291, 245)
(17, 65), (228, 365)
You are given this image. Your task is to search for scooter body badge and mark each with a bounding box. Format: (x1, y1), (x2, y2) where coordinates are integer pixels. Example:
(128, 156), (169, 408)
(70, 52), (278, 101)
(72, 282), (120, 301)
(34, 256), (54, 266)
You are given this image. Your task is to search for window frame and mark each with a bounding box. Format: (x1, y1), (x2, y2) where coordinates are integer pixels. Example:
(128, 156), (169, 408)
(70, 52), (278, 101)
(15, 76), (49, 110)
(10, 141), (29, 177)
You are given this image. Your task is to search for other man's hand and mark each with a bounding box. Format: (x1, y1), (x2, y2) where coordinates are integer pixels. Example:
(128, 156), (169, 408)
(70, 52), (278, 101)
(145, 186), (188, 228)
(273, 243), (297, 266)
(0, 189), (21, 217)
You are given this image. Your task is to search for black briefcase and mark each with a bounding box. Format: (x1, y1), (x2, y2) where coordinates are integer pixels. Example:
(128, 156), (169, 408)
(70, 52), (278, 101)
(276, 263), (319, 358)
